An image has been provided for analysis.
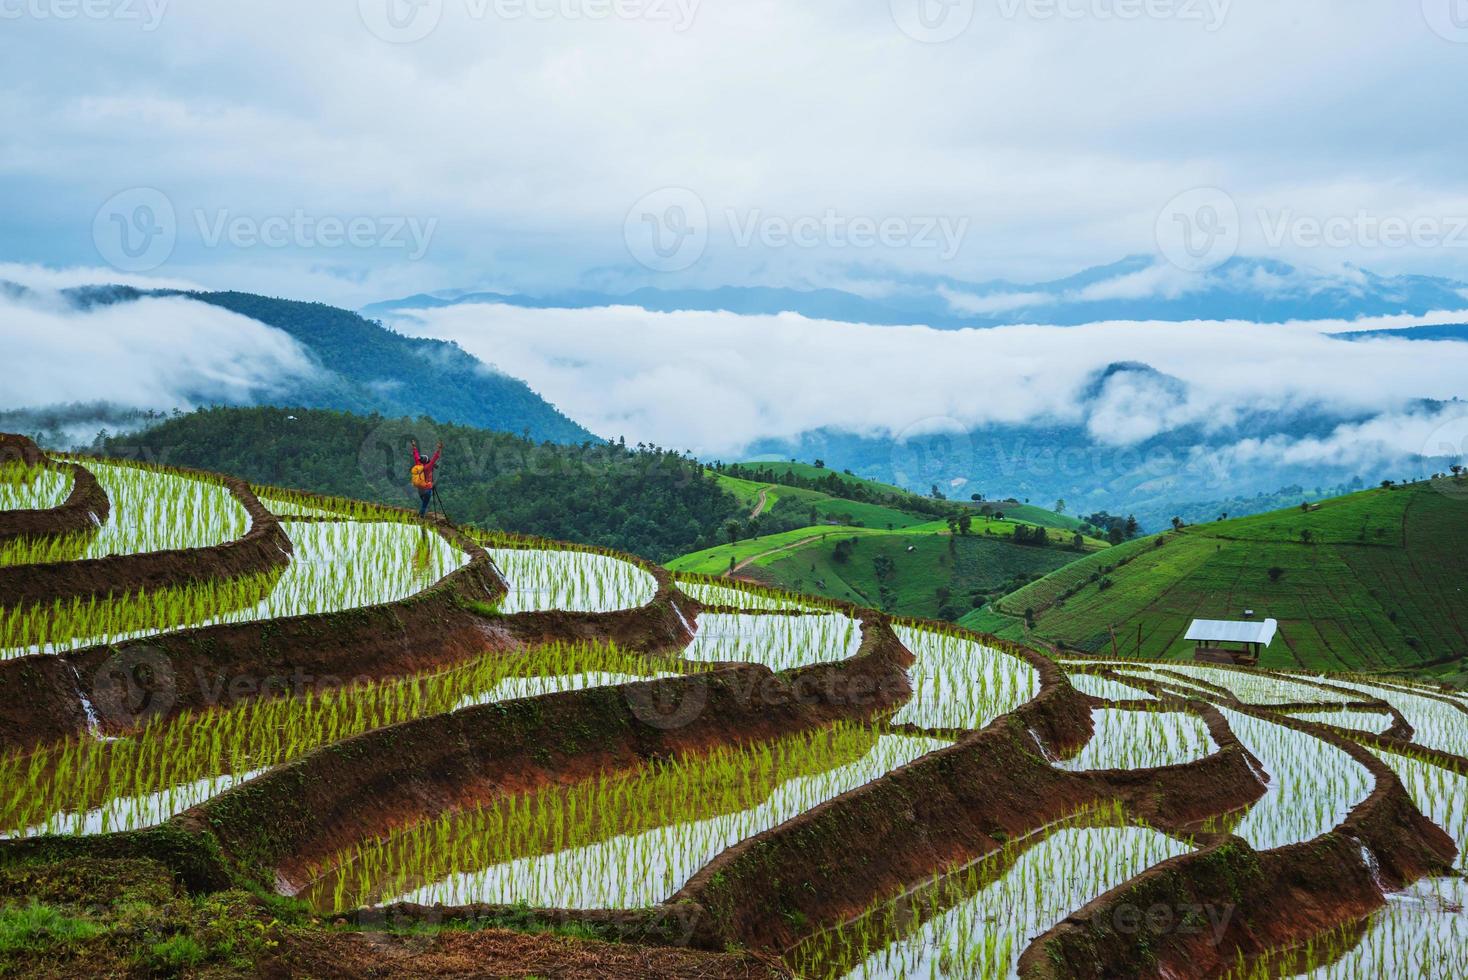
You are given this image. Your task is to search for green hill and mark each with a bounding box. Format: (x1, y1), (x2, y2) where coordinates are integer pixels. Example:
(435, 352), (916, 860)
(669, 502), (1106, 621)
(57, 286), (596, 445)
(980, 479), (1468, 681)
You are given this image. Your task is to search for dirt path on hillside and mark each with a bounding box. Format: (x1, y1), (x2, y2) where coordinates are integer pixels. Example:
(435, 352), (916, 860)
(750, 487), (770, 519)
(725, 533), (825, 577)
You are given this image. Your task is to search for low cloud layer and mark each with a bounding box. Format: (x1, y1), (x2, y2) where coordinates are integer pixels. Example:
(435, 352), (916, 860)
(396, 303), (1468, 463)
(1, 274), (318, 418)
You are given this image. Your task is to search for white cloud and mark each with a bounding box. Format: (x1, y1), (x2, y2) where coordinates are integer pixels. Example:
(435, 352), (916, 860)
(0, 263), (202, 293)
(0, 280), (318, 413)
(940, 286), (1055, 315)
(4, 2), (1468, 294)
(393, 302), (1468, 457)
(1222, 407), (1468, 470)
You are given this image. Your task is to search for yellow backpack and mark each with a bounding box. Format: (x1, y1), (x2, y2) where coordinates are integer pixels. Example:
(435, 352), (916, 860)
(410, 462), (431, 490)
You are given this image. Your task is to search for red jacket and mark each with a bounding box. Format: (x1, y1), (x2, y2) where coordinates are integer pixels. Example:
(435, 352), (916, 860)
(412, 445), (440, 488)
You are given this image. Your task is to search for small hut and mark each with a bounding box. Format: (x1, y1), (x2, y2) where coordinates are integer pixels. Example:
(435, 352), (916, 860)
(1185, 618), (1278, 667)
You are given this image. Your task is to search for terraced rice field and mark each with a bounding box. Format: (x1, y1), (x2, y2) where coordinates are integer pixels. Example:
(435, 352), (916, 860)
(2, 439), (1466, 978)
(890, 625), (1040, 730)
(486, 546), (658, 613)
(793, 807), (1195, 979)
(683, 612), (863, 671)
(1, 459), (248, 567)
(675, 576), (821, 612)
(0, 461), (71, 510)
(1056, 707), (1216, 771)
(1, 520), (467, 657)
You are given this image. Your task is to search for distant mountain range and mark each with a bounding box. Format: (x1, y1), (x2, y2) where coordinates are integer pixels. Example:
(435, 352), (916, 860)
(364, 255), (1468, 328)
(9, 283), (597, 446)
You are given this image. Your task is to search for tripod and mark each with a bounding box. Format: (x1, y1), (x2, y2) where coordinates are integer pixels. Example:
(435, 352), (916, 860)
(430, 485), (452, 524)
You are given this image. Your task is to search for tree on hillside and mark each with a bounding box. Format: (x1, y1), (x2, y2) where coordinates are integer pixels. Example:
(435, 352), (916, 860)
(724, 520), (742, 546)
(1054, 498), (1066, 515)
(1125, 516), (1140, 538)
(1171, 516), (1185, 531)
(958, 514), (973, 536)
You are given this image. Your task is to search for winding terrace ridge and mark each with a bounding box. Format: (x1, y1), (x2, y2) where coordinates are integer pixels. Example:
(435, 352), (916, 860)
(1016, 705), (1458, 979)
(0, 434), (110, 545)
(0, 466), (292, 608)
(0, 519), (504, 751)
(672, 632), (1271, 955)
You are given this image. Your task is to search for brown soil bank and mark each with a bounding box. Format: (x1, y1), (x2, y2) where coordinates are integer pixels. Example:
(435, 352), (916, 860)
(0, 470), (290, 608)
(179, 636), (912, 892)
(283, 927), (790, 979)
(0, 435), (111, 544)
(678, 702), (1264, 953)
(1016, 718), (1458, 979)
(0, 523), (505, 752)
(493, 557), (698, 655)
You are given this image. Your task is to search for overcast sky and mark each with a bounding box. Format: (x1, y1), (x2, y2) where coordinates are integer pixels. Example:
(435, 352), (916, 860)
(4, 2), (1468, 305)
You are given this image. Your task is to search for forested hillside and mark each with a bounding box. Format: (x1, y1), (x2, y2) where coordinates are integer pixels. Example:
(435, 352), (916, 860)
(95, 407), (737, 561)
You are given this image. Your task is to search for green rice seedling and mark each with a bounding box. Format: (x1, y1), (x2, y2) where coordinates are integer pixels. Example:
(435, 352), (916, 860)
(0, 520), (467, 658)
(302, 724), (947, 912)
(1, 459), (248, 567)
(1147, 663), (1354, 707)
(0, 462), (71, 511)
(0, 570), (280, 658)
(252, 487), (414, 522)
(1225, 750), (1468, 979)
(890, 625), (1040, 731)
(1316, 678), (1468, 758)
(674, 576), (834, 612)
(485, 547), (658, 613)
(1057, 707), (1216, 772)
(791, 802), (1194, 979)
(683, 612), (863, 672)
(1065, 671), (1156, 702)
(0, 641), (682, 838)
(1200, 707), (1372, 850)
(1277, 707), (1395, 736)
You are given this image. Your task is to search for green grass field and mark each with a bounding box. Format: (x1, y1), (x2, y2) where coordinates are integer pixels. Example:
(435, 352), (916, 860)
(984, 480), (1468, 680)
(710, 467), (936, 529)
(670, 514), (1100, 620)
(735, 460), (914, 499)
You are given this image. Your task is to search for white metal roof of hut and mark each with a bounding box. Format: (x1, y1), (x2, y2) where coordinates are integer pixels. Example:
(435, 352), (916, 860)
(1185, 618), (1279, 646)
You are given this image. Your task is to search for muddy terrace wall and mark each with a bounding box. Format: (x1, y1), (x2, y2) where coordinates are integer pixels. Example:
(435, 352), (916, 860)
(0, 472), (291, 608)
(1019, 713), (1458, 979)
(179, 615), (914, 892)
(0, 435), (111, 545)
(0, 522), (503, 752)
(675, 645), (1271, 954)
